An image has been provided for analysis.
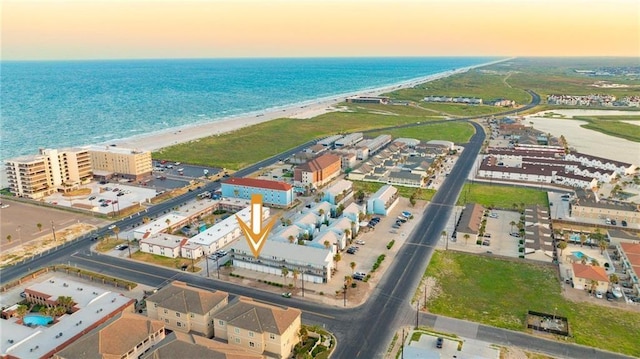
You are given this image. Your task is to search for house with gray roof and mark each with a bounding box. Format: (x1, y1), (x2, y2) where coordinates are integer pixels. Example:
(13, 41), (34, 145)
(146, 281), (228, 338)
(213, 297), (301, 359)
(142, 331), (263, 359)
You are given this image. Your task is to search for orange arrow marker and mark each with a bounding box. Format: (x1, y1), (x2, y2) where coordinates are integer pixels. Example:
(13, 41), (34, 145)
(236, 194), (278, 258)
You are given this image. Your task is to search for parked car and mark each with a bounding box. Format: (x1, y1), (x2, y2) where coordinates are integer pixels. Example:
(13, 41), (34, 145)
(611, 220), (617, 225)
(352, 273), (366, 281)
(108, 224), (116, 230)
(355, 240), (365, 245)
(281, 292), (292, 298)
(436, 337), (443, 349)
(606, 292), (615, 301)
(621, 220), (627, 227)
(595, 290), (603, 299)
(88, 196), (96, 200)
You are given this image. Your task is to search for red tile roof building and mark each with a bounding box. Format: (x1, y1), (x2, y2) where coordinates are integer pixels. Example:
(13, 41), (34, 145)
(221, 177), (294, 208)
(294, 153), (342, 188)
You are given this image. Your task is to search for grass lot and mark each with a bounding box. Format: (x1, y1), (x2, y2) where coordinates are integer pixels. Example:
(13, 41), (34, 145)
(342, 102), (445, 118)
(456, 183), (549, 209)
(573, 116), (640, 143)
(385, 70), (531, 105)
(155, 111), (441, 170)
(95, 239), (127, 253)
(418, 103), (506, 117)
(367, 121), (475, 144)
(62, 188), (91, 197)
(351, 181), (435, 202)
(424, 251), (640, 357)
(484, 58), (640, 101)
(131, 251), (200, 272)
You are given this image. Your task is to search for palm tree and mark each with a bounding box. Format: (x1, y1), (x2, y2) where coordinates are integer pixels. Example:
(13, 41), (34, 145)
(57, 296), (74, 313)
(37, 223), (43, 232)
(323, 240), (331, 250)
(509, 221), (516, 234)
(142, 216), (151, 224)
(350, 261), (356, 274)
(591, 258), (599, 266)
(463, 234), (470, 245)
(344, 229), (351, 241)
(598, 239), (607, 255)
(292, 269), (299, 288)
(16, 304), (29, 321)
(579, 234), (587, 247)
(112, 226), (120, 242)
(333, 253), (341, 271)
(441, 230), (447, 242)
(344, 275), (353, 289)
(281, 267), (289, 286)
(318, 209), (325, 216)
(609, 273), (619, 284)
(288, 235), (295, 244)
(6, 234), (11, 243)
(165, 219), (172, 233)
(557, 241), (568, 256)
(588, 280), (599, 295)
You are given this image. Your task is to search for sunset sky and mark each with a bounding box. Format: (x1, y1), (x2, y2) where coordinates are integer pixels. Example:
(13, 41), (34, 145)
(2, 0), (638, 60)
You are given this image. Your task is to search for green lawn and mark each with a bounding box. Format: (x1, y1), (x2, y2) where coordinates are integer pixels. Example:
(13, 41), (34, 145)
(573, 116), (640, 143)
(351, 181), (435, 202)
(456, 183), (549, 209)
(367, 122), (475, 144)
(385, 70), (532, 105)
(155, 111), (442, 170)
(423, 251), (640, 357)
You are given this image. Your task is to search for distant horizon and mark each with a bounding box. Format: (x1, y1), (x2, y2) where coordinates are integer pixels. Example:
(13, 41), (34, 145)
(2, 55), (638, 63)
(3, 0), (637, 60)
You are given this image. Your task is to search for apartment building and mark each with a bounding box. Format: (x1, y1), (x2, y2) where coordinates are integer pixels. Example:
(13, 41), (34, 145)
(142, 331), (263, 359)
(146, 282), (229, 338)
(322, 179), (353, 205)
(367, 185), (399, 215)
(294, 153), (342, 188)
(221, 177), (294, 208)
(571, 263), (610, 292)
(85, 145), (152, 181)
(54, 312), (165, 359)
(140, 233), (188, 258)
(214, 297), (302, 359)
(5, 148), (92, 199)
(454, 203), (485, 243)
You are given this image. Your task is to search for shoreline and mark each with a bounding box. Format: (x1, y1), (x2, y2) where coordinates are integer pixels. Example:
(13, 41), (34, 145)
(109, 57), (513, 152)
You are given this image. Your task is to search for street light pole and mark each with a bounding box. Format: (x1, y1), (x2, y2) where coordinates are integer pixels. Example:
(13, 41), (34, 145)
(206, 254), (210, 277)
(50, 221), (57, 242)
(343, 284), (347, 307)
(301, 272), (305, 297)
(416, 300), (419, 328)
(216, 256), (220, 279)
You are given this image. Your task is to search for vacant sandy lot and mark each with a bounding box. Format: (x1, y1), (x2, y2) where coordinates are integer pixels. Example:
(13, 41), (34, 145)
(525, 110), (640, 164)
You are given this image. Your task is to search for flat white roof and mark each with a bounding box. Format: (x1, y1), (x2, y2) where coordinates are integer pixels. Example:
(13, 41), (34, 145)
(231, 239), (332, 268)
(324, 179), (353, 196)
(83, 145), (149, 155)
(134, 212), (188, 236)
(1, 277), (133, 359)
(187, 206), (269, 247)
(140, 233), (186, 248)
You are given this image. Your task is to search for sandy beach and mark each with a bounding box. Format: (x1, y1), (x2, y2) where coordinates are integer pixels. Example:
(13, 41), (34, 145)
(110, 58), (511, 152)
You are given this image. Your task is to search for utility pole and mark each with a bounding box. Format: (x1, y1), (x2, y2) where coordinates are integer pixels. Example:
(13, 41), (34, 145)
(191, 256), (195, 272)
(206, 254), (210, 277)
(127, 239), (132, 258)
(216, 256), (220, 279)
(343, 284), (347, 307)
(401, 328), (405, 359)
(416, 300), (419, 328)
(50, 221), (57, 242)
(301, 272), (305, 297)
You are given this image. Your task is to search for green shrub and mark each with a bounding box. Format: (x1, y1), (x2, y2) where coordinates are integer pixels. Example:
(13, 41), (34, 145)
(387, 240), (395, 249)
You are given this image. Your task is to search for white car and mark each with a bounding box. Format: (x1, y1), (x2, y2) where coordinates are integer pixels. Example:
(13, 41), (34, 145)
(595, 290), (603, 299)
(108, 224), (117, 230)
(355, 240), (366, 245)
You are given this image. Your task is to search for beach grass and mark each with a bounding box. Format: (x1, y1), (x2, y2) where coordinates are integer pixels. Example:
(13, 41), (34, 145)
(367, 121), (475, 144)
(384, 70), (532, 105)
(131, 251), (200, 272)
(351, 180), (436, 202)
(424, 251), (640, 357)
(417, 103), (505, 117)
(156, 111), (453, 170)
(573, 116), (640, 143)
(456, 183), (549, 209)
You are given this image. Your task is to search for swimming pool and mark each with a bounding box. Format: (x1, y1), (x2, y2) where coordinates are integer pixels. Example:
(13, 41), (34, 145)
(572, 251), (586, 259)
(23, 314), (53, 326)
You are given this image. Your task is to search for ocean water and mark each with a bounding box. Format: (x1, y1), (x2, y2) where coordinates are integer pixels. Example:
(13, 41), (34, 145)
(1, 57), (493, 161)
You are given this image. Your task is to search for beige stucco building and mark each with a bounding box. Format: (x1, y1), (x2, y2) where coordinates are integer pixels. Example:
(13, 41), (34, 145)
(146, 281), (228, 338)
(570, 263), (610, 292)
(5, 148), (92, 199)
(214, 297), (302, 359)
(86, 145), (152, 180)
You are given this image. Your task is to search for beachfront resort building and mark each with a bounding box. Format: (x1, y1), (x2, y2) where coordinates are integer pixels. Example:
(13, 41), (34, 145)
(146, 281), (229, 338)
(294, 153), (342, 189)
(345, 95), (389, 104)
(5, 148), (92, 199)
(221, 177), (294, 208)
(213, 297), (302, 359)
(0, 277), (135, 359)
(85, 145), (153, 181)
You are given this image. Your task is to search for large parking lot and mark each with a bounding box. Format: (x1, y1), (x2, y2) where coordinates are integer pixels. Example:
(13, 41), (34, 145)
(446, 209), (521, 257)
(46, 182), (157, 215)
